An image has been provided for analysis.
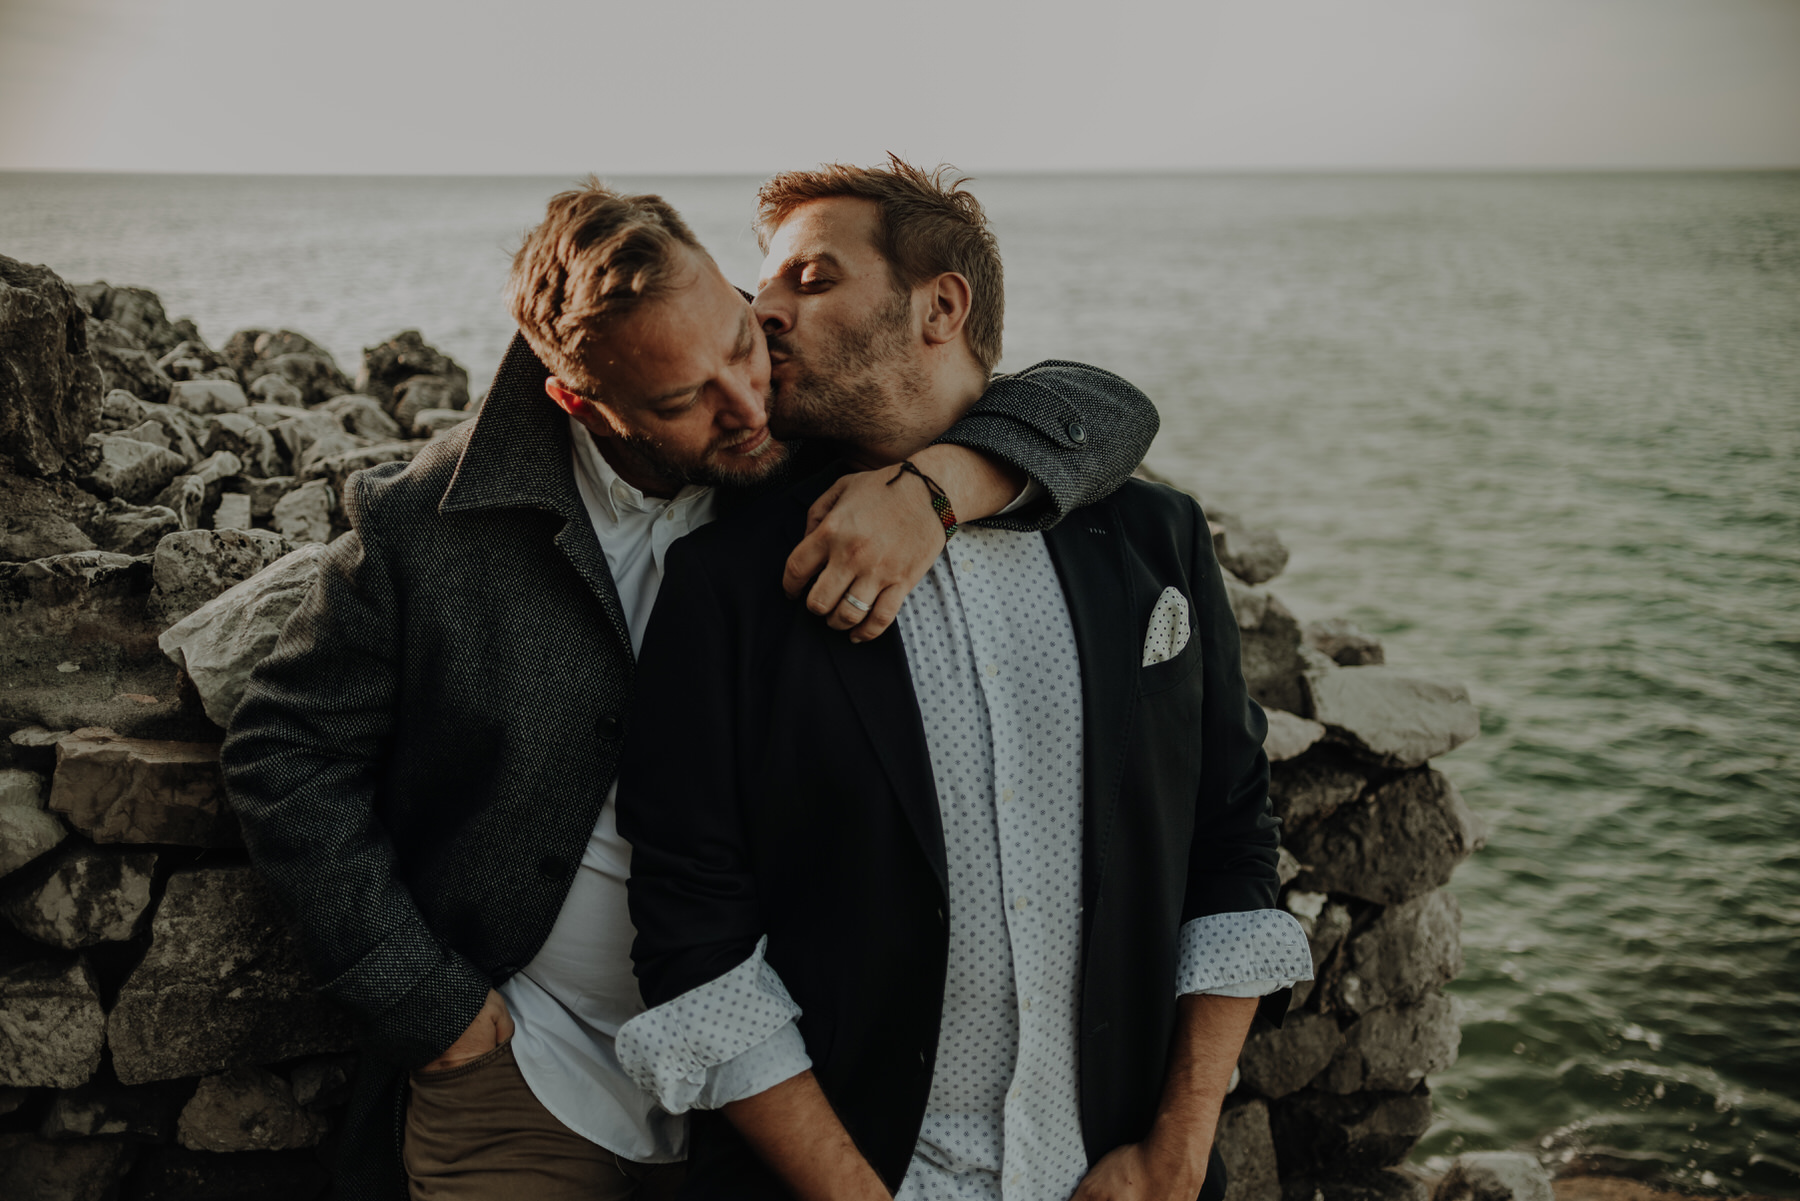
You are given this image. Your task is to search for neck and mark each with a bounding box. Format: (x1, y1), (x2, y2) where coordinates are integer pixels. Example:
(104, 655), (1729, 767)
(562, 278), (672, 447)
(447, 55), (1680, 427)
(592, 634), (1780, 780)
(588, 428), (682, 499)
(848, 354), (989, 469)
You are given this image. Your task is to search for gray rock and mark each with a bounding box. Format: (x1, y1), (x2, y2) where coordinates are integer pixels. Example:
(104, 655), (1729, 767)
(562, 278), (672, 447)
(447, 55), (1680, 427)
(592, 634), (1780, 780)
(178, 1066), (328, 1152)
(1218, 1099), (1281, 1201)
(1270, 757), (1369, 828)
(1285, 1170), (1431, 1201)
(1238, 1011), (1345, 1100)
(1277, 845), (1301, 886)
(150, 449), (244, 530)
(156, 338), (231, 382)
(39, 1077), (191, 1142)
(295, 427), (364, 476)
(0, 469), (102, 563)
(271, 479), (333, 544)
(0, 768), (48, 808)
(98, 392), (203, 463)
(1212, 514), (1290, 585)
(0, 842), (159, 948)
(48, 728), (237, 847)
(90, 498), (181, 555)
(247, 373), (305, 407)
(1289, 769), (1486, 905)
(167, 379), (248, 415)
(117, 418), (172, 451)
(1284, 893), (1353, 1010)
(78, 433), (189, 503)
(108, 866), (353, 1085)
(221, 329), (338, 380)
(393, 376), (462, 429)
(1265, 709), (1327, 763)
(202, 411), (286, 477)
(360, 329), (470, 411)
(88, 317), (174, 403)
(270, 409), (348, 463)
(242, 402), (311, 428)
(288, 1052), (357, 1109)
(1306, 666), (1480, 769)
(0, 514), (93, 562)
(1316, 992), (1460, 1093)
(0, 257), (105, 477)
(0, 1132), (136, 1201)
(1224, 576), (1308, 715)
(1335, 891), (1464, 1015)
(73, 281), (183, 356)
(239, 475), (297, 519)
(0, 958), (106, 1088)
(300, 439), (420, 498)
(253, 352), (353, 407)
(212, 492), (253, 531)
(411, 407), (474, 439)
(159, 544), (330, 727)
(1432, 1152), (1555, 1201)
(147, 526), (295, 625)
(320, 393), (402, 440)
(1269, 1087), (1434, 1172)
(0, 804), (67, 877)
(1306, 618), (1386, 666)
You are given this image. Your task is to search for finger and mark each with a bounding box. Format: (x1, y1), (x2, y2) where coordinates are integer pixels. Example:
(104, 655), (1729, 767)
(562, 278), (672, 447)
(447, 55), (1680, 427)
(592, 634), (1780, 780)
(847, 586), (905, 643)
(804, 478), (848, 538)
(783, 527), (830, 598)
(825, 575), (882, 631)
(805, 557), (859, 619)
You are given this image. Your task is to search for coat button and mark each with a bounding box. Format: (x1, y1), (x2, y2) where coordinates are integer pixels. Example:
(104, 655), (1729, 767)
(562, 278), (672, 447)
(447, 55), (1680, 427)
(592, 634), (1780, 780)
(539, 855), (566, 879)
(596, 713), (622, 740)
(1066, 419), (1088, 444)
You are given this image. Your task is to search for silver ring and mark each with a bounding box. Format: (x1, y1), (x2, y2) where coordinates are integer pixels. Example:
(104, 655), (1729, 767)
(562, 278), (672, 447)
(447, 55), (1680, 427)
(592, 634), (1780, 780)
(842, 594), (872, 613)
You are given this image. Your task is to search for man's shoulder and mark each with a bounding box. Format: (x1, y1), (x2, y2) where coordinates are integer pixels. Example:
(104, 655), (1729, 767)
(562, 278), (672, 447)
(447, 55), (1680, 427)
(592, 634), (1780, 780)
(672, 467), (824, 586)
(1090, 476), (1207, 539)
(340, 424), (476, 531)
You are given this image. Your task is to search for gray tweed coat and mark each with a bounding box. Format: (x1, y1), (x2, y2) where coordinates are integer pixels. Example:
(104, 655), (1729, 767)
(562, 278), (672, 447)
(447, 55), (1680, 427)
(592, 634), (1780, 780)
(220, 333), (1161, 1199)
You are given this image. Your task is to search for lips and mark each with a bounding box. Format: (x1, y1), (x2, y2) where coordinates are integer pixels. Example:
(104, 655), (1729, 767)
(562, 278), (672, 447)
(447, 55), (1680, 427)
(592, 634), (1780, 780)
(722, 427), (773, 458)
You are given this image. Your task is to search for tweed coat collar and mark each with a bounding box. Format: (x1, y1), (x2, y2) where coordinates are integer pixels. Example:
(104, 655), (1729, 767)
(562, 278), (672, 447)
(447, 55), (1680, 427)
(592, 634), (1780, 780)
(440, 332), (634, 655)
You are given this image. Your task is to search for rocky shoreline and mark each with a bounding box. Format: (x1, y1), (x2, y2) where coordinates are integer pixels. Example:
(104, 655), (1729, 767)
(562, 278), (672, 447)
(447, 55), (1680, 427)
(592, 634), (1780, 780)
(2, 254), (1510, 1201)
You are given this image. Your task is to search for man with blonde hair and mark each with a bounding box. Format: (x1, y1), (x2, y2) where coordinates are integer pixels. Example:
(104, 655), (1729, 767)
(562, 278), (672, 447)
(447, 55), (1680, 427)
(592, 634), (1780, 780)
(222, 166), (1163, 1201)
(614, 159), (1311, 1200)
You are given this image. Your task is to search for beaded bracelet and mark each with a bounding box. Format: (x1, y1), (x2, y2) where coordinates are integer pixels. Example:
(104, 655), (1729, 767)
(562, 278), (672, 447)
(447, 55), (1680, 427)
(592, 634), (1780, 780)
(887, 460), (959, 542)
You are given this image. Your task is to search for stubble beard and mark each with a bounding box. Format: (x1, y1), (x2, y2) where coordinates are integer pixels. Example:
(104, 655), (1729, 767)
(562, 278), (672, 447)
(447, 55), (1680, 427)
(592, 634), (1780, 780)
(614, 423), (791, 491)
(766, 287), (926, 448)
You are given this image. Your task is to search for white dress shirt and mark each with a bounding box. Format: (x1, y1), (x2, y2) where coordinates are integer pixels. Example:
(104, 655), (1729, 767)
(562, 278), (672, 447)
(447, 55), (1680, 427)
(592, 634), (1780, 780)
(616, 523), (1313, 1198)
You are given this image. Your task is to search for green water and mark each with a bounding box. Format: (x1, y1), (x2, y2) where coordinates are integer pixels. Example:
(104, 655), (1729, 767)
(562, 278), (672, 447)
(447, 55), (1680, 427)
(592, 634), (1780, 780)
(3, 169), (1796, 1193)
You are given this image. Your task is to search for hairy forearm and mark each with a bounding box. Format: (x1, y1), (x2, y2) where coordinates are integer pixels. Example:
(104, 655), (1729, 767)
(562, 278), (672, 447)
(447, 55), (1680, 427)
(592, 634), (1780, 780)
(723, 1071), (890, 1201)
(909, 442), (1027, 522)
(1150, 994), (1259, 1181)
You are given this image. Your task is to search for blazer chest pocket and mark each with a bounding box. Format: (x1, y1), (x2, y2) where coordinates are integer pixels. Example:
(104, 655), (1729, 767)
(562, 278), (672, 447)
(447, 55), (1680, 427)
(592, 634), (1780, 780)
(1139, 618), (1202, 696)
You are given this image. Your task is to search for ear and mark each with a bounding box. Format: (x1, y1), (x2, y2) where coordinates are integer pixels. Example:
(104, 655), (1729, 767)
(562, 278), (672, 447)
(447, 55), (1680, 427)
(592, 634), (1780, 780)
(544, 375), (586, 415)
(920, 272), (973, 349)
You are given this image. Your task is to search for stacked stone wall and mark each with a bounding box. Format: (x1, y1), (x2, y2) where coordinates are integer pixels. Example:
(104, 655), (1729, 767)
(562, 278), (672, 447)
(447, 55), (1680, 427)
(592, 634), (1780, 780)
(1, 258), (1485, 1200)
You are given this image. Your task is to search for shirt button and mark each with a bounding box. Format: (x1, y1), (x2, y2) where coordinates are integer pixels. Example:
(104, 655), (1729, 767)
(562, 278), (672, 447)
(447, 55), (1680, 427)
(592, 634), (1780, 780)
(1002, 789), (1014, 803)
(985, 663), (999, 677)
(960, 559), (974, 572)
(665, 509), (677, 521)
(1022, 997), (1033, 1011)
(1015, 895), (1028, 910)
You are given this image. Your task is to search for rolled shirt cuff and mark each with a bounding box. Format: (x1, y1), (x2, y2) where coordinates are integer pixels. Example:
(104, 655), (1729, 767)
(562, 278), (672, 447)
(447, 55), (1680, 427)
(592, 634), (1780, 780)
(615, 936), (808, 1114)
(1176, 909), (1314, 997)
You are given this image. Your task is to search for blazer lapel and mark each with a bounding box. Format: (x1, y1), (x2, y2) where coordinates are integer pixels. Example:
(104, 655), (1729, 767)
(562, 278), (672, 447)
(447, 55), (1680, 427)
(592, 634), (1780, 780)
(439, 333), (634, 657)
(821, 623), (949, 897)
(1044, 498), (1139, 914)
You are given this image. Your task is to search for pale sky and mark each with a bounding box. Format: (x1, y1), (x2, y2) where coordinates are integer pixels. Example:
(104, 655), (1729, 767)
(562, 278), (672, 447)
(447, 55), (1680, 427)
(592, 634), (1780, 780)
(2, 0), (1797, 174)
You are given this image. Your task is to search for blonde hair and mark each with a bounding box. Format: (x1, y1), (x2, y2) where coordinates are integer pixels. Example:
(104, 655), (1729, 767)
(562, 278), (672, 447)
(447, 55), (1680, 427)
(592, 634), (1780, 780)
(755, 155), (1004, 374)
(507, 177), (703, 393)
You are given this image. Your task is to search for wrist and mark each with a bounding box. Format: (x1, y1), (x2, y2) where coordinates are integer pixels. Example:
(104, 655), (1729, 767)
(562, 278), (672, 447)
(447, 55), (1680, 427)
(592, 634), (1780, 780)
(1146, 1106), (1219, 1188)
(909, 443), (1022, 522)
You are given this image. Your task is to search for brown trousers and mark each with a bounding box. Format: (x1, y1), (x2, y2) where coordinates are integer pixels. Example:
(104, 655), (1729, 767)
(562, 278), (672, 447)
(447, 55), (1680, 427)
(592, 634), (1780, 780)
(403, 1040), (684, 1201)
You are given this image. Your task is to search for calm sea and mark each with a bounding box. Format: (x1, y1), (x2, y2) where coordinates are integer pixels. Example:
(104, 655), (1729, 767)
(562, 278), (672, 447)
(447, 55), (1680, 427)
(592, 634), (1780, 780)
(3, 170), (1796, 1195)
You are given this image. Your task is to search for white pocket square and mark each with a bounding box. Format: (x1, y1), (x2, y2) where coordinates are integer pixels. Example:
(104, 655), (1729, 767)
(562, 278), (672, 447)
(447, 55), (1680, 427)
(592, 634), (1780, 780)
(1142, 586), (1192, 666)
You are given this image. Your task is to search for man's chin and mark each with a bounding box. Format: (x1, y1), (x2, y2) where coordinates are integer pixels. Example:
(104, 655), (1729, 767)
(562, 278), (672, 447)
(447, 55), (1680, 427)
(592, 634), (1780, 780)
(702, 438), (792, 487)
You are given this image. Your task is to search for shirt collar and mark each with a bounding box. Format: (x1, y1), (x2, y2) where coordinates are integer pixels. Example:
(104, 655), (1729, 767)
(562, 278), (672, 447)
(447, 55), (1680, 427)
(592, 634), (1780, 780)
(568, 415), (711, 524)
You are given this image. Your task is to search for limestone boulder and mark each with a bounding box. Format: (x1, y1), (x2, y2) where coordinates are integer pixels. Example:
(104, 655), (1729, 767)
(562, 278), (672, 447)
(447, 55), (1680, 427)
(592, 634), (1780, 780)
(0, 768), (48, 808)
(150, 449), (244, 530)
(1238, 1011), (1345, 1100)
(159, 544), (330, 727)
(320, 392), (402, 440)
(239, 475), (297, 519)
(0, 514), (93, 563)
(289, 1052), (357, 1109)
(167, 379), (248, 415)
(0, 470), (102, 563)
(77, 433), (189, 503)
(1269, 1087), (1433, 1172)
(147, 526), (294, 625)
(1218, 1099), (1281, 1201)
(39, 1077), (191, 1141)
(1306, 665), (1479, 768)
(89, 499), (180, 556)
(48, 729), (237, 847)
(0, 256), (105, 477)
(0, 842), (159, 948)
(202, 412), (286, 477)
(116, 418), (171, 450)
(1316, 993), (1460, 1094)
(1284, 892), (1353, 1010)
(1432, 1153), (1555, 1201)
(1334, 891), (1463, 1015)
(360, 329), (470, 411)
(242, 402), (311, 428)
(0, 958), (106, 1088)
(221, 328), (338, 381)
(0, 1133), (136, 1201)
(177, 1066), (328, 1152)
(301, 439), (420, 498)
(73, 281), (183, 357)
(155, 338), (233, 383)
(393, 375), (462, 429)
(412, 407), (474, 439)
(1210, 512), (1290, 585)
(251, 351), (352, 407)
(247, 373), (305, 407)
(1224, 576), (1307, 715)
(1270, 755), (1368, 828)
(212, 492), (253, 530)
(1289, 769), (1485, 905)
(1264, 709), (1326, 764)
(87, 317), (173, 404)
(1307, 618), (1386, 667)
(98, 391), (203, 463)
(295, 428), (363, 476)
(0, 804), (67, 878)
(108, 866), (353, 1084)
(270, 409), (348, 463)
(271, 479), (333, 544)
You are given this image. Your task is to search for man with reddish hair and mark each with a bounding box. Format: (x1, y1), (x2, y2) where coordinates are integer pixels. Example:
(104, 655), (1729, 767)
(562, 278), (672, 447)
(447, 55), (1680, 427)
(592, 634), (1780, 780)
(223, 168), (1165, 1201)
(614, 160), (1310, 1200)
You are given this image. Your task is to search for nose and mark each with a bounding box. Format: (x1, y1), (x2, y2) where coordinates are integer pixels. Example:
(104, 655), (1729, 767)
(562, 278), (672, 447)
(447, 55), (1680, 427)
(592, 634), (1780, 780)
(714, 368), (769, 431)
(753, 287), (792, 341)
